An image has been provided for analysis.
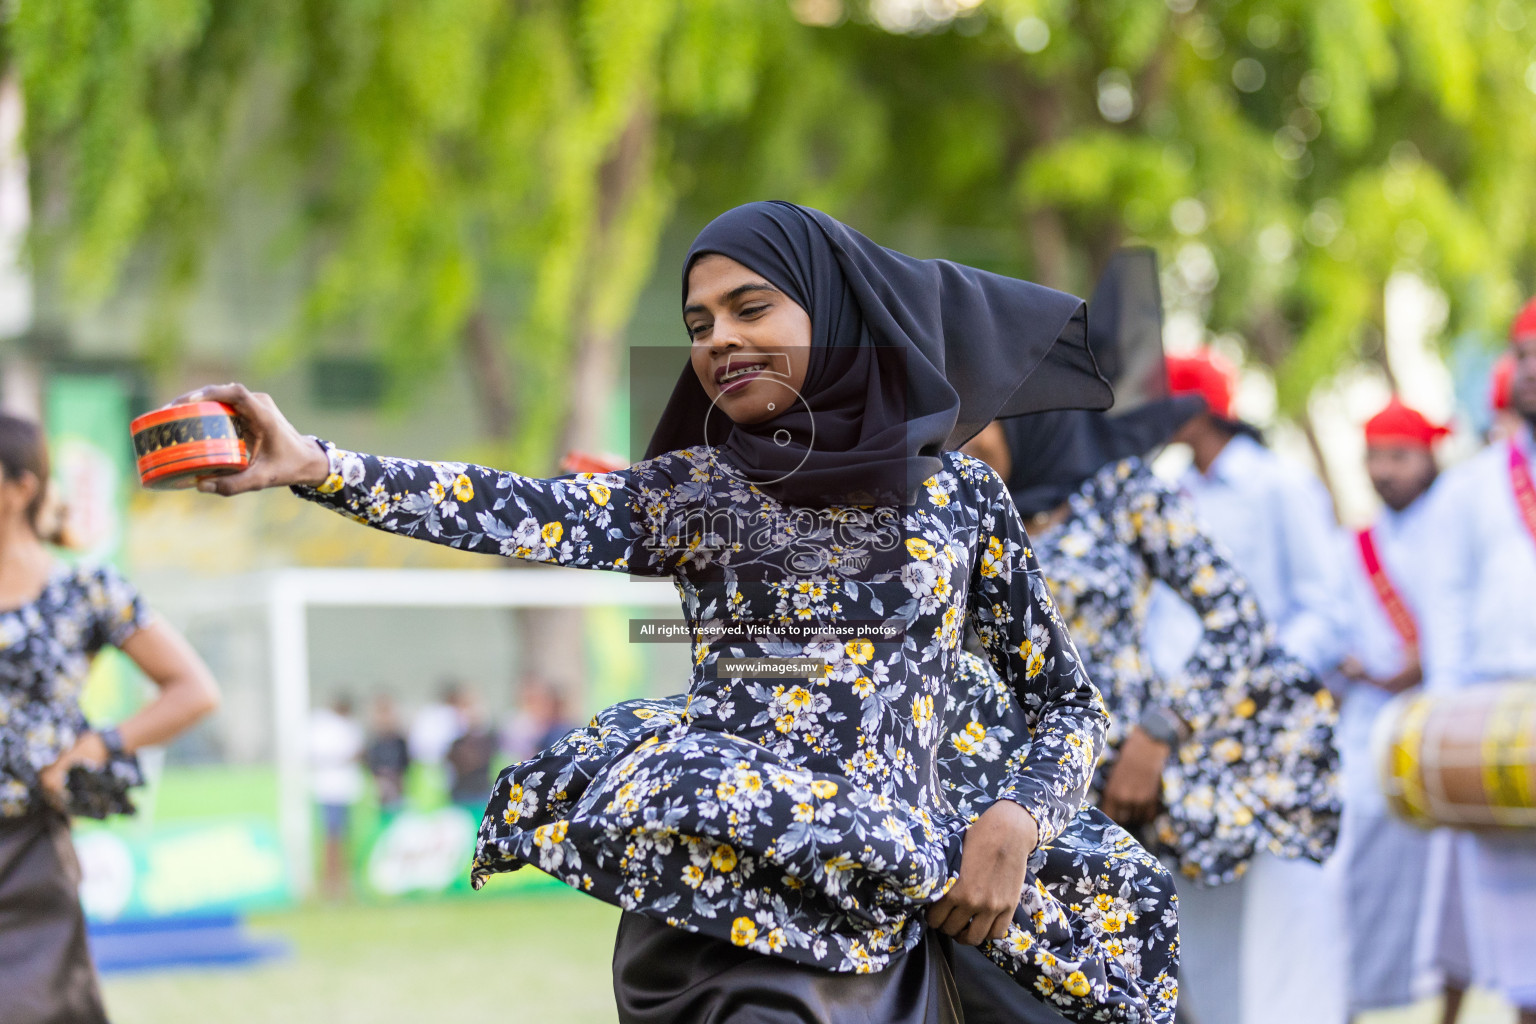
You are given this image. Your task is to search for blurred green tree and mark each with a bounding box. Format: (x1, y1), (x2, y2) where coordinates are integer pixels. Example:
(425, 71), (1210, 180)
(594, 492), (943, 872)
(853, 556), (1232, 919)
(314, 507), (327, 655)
(689, 0), (1536, 482)
(9, 0), (776, 468)
(10, 0), (1536, 483)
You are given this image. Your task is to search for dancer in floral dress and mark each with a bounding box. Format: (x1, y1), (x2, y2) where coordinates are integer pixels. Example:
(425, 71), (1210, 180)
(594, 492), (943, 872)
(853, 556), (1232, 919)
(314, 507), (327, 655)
(955, 252), (1338, 1024)
(182, 202), (1178, 1023)
(0, 414), (220, 1024)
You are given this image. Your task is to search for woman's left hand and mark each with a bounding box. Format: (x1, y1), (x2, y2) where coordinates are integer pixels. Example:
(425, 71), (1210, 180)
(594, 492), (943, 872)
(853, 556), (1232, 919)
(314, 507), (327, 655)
(37, 732), (109, 808)
(927, 799), (1038, 945)
(1100, 727), (1169, 827)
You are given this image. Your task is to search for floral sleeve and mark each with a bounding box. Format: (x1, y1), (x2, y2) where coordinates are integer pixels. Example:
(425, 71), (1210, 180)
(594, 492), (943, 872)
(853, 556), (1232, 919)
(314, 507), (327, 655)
(1125, 465), (1271, 733)
(293, 442), (666, 575)
(966, 465), (1106, 846)
(83, 563), (154, 653)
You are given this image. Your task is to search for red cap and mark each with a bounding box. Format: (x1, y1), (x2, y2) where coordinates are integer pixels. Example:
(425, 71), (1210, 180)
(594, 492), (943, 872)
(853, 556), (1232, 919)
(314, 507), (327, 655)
(560, 450), (626, 475)
(1512, 297), (1536, 343)
(1490, 353), (1516, 412)
(1165, 350), (1237, 420)
(1363, 396), (1449, 449)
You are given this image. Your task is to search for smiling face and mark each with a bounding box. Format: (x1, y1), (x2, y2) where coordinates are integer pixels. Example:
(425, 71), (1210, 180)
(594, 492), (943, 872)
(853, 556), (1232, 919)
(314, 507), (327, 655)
(685, 254), (812, 426)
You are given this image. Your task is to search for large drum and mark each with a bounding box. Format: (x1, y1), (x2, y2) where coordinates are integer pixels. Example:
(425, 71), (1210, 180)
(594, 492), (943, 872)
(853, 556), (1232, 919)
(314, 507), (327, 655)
(1374, 681), (1536, 829)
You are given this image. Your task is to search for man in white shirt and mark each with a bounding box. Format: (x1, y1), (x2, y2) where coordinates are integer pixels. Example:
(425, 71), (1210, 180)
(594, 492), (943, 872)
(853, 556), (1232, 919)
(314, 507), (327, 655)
(1333, 398), (1445, 1019)
(408, 682), (466, 767)
(1157, 350), (1349, 1024)
(310, 695), (365, 898)
(1419, 300), (1536, 1024)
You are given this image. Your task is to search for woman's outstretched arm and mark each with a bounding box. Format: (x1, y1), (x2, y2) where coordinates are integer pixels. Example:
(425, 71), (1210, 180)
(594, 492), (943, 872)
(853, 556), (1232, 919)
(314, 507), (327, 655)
(176, 384), (662, 575)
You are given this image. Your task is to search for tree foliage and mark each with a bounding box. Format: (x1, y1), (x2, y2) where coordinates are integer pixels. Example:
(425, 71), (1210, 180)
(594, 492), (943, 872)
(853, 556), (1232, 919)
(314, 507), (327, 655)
(9, 0), (778, 466)
(700, 0), (1536, 425)
(7, 0), (1536, 470)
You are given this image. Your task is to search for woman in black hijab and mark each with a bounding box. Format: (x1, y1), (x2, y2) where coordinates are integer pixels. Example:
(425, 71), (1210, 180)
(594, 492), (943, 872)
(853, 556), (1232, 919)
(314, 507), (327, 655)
(954, 251), (1338, 1024)
(179, 203), (1177, 1024)
(646, 199), (1110, 506)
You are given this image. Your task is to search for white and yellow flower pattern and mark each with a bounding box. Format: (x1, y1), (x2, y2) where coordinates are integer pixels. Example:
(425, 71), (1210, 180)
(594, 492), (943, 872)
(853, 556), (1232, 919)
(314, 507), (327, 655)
(0, 564), (151, 819)
(1029, 458), (1339, 885)
(298, 445), (1175, 1022)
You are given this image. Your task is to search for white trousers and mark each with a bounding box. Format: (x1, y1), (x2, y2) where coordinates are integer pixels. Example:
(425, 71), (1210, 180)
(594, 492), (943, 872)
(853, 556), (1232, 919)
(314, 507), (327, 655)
(1175, 854), (1348, 1024)
(1424, 829), (1536, 1009)
(1241, 853), (1348, 1024)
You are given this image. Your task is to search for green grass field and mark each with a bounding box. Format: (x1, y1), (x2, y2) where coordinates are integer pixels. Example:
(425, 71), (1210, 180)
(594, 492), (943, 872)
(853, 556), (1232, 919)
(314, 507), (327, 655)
(101, 888), (1516, 1024)
(98, 770), (1516, 1024)
(102, 890), (622, 1024)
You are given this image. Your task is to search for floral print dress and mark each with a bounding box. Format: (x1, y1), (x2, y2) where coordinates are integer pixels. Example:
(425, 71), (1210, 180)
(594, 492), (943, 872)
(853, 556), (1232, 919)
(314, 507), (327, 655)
(297, 444), (1179, 1024)
(0, 563), (151, 819)
(1028, 458), (1339, 885)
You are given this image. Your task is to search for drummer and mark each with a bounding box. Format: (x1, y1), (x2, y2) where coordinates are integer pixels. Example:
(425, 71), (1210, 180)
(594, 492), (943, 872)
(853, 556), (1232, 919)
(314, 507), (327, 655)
(1332, 398), (1446, 1019)
(1419, 297), (1536, 1024)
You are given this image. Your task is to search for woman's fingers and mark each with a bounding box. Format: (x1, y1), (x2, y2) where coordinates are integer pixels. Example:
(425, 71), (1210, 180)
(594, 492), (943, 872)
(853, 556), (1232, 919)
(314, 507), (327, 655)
(958, 909), (1001, 946)
(196, 468), (273, 497)
(37, 757), (72, 805)
(38, 764), (62, 794)
(941, 911), (974, 939)
(926, 895), (960, 932)
(930, 892), (978, 938)
(931, 885), (1018, 944)
(166, 383), (277, 432)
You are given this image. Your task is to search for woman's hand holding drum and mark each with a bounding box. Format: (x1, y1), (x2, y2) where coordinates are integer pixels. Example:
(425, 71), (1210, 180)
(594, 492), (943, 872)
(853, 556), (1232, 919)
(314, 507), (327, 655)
(168, 384), (330, 494)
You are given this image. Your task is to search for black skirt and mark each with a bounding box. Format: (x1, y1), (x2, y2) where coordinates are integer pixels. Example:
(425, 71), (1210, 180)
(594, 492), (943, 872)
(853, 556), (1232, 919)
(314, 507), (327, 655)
(0, 810), (107, 1024)
(612, 911), (963, 1024)
(951, 942), (1072, 1024)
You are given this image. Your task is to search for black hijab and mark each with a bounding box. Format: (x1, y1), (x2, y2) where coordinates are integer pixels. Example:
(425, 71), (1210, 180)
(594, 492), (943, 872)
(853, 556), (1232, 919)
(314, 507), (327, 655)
(645, 201), (1112, 506)
(1002, 249), (1204, 517)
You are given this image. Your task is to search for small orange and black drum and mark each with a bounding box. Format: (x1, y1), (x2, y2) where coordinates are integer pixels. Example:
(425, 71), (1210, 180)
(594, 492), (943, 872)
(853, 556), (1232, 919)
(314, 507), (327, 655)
(1374, 681), (1536, 829)
(129, 401), (249, 490)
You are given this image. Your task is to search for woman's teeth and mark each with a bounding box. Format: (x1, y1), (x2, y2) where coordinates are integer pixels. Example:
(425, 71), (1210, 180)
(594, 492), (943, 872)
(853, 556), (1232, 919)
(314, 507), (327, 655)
(721, 365), (765, 382)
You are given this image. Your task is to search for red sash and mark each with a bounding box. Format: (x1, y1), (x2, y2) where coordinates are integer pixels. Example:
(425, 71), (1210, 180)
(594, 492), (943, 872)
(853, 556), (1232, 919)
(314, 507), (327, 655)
(1511, 442), (1536, 550)
(1356, 527), (1419, 649)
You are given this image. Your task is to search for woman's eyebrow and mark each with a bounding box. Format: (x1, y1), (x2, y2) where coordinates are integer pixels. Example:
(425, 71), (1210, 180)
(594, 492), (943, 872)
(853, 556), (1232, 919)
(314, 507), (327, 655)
(683, 281), (780, 316)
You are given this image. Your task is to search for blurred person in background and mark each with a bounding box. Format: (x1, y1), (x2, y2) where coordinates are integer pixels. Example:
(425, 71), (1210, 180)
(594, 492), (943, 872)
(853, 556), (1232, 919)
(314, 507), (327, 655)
(309, 693), (364, 898)
(1487, 352), (1522, 444)
(1418, 298), (1536, 1024)
(1153, 349), (1351, 1024)
(444, 688), (495, 813)
(408, 680), (463, 767)
(1331, 398), (1445, 1021)
(364, 692), (410, 817)
(501, 674), (576, 762)
(0, 413), (219, 1024)
(954, 253), (1338, 1024)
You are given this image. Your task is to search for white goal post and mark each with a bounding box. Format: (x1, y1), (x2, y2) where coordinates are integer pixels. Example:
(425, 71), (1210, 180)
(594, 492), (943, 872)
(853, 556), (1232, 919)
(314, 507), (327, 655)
(187, 568), (679, 896)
